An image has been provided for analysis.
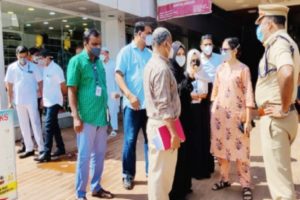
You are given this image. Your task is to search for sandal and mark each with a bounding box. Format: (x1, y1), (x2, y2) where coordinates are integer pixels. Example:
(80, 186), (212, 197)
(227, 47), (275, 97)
(242, 187), (253, 200)
(92, 188), (114, 199)
(212, 180), (231, 191)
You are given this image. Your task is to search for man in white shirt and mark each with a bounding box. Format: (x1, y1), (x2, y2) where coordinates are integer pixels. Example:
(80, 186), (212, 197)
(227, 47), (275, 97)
(5, 46), (44, 159)
(34, 49), (67, 162)
(101, 47), (121, 136)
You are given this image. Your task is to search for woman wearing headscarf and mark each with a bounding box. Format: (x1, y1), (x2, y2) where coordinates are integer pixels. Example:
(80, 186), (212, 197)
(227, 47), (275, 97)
(187, 49), (215, 180)
(169, 41), (194, 200)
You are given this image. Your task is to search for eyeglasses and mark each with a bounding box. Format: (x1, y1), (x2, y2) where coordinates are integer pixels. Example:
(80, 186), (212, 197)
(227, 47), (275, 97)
(220, 48), (231, 53)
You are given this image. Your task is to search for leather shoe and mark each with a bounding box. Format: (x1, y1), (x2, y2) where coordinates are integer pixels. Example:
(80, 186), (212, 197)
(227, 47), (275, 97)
(92, 188), (114, 199)
(17, 145), (25, 154)
(34, 153), (51, 163)
(51, 150), (66, 157)
(19, 151), (34, 159)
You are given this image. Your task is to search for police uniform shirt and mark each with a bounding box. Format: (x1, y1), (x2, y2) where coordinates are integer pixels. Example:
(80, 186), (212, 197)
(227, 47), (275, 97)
(255, 30), (300, 107)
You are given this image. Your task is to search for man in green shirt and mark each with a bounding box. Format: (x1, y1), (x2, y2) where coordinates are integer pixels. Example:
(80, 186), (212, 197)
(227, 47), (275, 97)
(67, 29), (113, 200)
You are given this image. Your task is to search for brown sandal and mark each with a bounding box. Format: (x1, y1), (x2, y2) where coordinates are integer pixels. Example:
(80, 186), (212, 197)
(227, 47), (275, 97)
(92, 188), (114, 199)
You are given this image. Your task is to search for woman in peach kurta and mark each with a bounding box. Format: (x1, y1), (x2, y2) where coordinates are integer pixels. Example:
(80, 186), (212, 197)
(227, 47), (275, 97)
(210, 38), (255, 200)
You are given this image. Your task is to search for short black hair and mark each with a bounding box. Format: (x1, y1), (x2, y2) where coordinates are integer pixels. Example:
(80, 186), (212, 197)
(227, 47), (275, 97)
(16, 46), (28, 54)
(29, 47), (39, 55)
(76, 43), (83, 49)
(201, 34), (213, 44)
(266, 15), (286, 27)
(134, 21), (146, 34)
(38, 49), (52, 58)
(83, 28), (100, 43)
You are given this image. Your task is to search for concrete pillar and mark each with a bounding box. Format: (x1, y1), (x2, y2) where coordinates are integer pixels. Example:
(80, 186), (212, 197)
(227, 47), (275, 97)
(101, 15), (126, 60)
(0, 0), (8, 109)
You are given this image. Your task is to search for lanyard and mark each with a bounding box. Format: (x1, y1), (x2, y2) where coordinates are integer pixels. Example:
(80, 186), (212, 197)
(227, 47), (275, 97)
(92, 63), (100, 86)
(18, 62), (32, 74)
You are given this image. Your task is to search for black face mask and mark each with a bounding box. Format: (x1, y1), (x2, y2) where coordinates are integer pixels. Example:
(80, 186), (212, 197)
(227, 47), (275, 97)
(191, 59), (200, 67)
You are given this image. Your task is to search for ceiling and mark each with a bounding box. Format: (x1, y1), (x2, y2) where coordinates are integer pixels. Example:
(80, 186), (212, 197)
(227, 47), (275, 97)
(213, 0), (300, 11)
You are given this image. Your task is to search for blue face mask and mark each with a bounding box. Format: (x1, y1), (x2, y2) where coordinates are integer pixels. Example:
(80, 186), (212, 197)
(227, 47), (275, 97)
(256, 25), (264, 43)
(91, 47), (101, 57)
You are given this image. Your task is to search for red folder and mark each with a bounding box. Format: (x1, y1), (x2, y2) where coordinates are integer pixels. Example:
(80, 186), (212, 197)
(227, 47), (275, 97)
(154, 119), (186, 150)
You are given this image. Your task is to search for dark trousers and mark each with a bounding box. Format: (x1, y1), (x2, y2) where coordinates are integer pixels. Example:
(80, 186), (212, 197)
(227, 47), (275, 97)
(122, 107), (148, 178)
(44, 104), (65, 155)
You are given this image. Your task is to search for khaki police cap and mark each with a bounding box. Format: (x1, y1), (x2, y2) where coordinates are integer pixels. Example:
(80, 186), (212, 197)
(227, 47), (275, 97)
(255, 4), (289, 25)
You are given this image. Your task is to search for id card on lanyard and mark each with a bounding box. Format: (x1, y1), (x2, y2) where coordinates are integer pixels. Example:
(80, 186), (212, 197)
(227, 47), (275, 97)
(92, 63), (102, 97)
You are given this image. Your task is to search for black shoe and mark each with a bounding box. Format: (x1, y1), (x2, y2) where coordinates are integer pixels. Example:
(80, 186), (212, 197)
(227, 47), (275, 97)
(34, 153), (51, 163)
(92, 188), (114, 199)
(51, 150), (66, 157)
(123, 177), (133, 190)
(17, 145), (26, 154)
(19, 151), (35, 159)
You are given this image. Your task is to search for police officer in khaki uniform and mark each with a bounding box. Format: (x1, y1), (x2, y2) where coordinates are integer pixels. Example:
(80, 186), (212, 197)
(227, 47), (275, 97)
(255, 4), (300, 200)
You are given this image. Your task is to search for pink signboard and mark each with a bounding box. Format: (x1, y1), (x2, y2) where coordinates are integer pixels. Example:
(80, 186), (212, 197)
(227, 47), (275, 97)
(157, 0), (212, 21)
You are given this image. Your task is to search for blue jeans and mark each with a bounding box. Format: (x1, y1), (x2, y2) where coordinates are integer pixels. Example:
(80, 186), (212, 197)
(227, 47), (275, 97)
(122, 107), (148, 179)
(75, 123), (108, 198)
(44, 104), (65, 155)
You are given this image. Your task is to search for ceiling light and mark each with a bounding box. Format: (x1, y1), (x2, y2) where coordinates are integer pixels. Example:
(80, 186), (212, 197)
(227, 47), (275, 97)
(82, 17), (88, 20)
(7, 11), (14, 14)
(49, 27), (54, 30)
(83, 23), (87, 26)
(43, 21), (49, 25)
(62, 19), (68, 23)
(26, 24), (31, 27)
(28, 7), (35, 11)
(65, 25), (70, 28)
(49, 12), (56, 15)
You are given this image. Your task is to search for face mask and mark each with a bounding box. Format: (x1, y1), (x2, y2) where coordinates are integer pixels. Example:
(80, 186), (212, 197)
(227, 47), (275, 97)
(32, 56), (39, 64)
(256, 25), (264, 43)
(202, 45), (213, 55)
(145, 35), (153, 46)
(221, 50), (232, 62)
(38, 59), (46, 66)
(91, 47), (101, 57)
(100, 54), (105, 62)
(175, 56), (186, 67)
(19, 58), (27, 66)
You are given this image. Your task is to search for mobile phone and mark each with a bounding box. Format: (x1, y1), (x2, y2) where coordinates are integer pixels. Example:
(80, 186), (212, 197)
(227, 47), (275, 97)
(238, 121), (255, 134)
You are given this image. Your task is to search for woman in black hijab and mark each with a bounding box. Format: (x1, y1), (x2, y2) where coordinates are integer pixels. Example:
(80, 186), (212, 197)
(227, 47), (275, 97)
(169, 41), (194, 200)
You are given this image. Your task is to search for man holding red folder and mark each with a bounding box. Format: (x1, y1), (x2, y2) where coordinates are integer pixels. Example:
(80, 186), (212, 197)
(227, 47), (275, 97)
(144, 27), (181, 200)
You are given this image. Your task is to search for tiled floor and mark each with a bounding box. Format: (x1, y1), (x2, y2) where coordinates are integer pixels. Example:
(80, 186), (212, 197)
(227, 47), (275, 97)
(15, 121), (300, 200)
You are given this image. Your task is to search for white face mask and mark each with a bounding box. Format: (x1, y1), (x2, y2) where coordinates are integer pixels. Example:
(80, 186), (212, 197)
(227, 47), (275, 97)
(145, 35), (153, 46)
(175, 55), (186, 67)
(100, 54), (106, 62)
(202, 45), (213, 56)
(221, 50), (232, 62)
(18, 58), (27, 66)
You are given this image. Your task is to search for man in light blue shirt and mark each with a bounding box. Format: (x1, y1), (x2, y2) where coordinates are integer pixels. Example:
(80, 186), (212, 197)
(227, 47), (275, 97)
(115, 21), (152, 190)
(200, 34), (222, 85)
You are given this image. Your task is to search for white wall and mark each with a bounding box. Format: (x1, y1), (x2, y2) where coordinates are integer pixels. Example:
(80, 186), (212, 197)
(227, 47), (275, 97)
(89, 0), (156, 18)
(0, 1), (8, 109)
